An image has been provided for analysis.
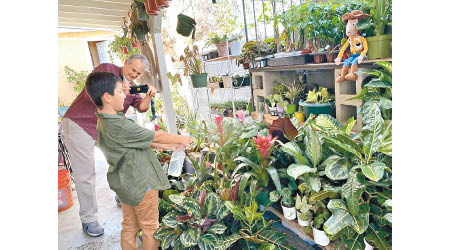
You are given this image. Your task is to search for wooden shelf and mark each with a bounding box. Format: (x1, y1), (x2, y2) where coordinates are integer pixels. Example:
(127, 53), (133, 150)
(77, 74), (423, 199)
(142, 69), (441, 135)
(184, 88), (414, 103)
(250, 58), (392, 72)
(267, 207), (334, 250)
(205, 55), (238, 62)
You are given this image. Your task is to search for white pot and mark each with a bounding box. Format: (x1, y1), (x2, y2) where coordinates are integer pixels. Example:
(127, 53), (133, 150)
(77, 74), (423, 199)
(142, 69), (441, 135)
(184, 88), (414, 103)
(281, 203), (296, 220)
(364, 238), (374, 250)
(222, 76), (231, 88)
(229, 40), (242, 56)
(296, 211), (311, 227)
(313, 227), (330, 246)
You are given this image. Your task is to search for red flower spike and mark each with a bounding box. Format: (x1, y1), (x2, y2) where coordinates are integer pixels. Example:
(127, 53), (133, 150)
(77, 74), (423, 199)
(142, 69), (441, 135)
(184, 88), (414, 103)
(253, 134), (277, 159)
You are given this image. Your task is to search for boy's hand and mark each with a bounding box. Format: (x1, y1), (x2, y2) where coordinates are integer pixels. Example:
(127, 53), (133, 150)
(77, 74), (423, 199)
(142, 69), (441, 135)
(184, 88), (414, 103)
(180, 135), (192, 148)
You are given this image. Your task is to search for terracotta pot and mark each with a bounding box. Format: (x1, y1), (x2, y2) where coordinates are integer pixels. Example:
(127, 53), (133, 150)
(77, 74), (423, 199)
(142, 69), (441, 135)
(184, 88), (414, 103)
(243, 62), (250, 69)
(301, 48), (312, 54)
(145, 0), (159, 15)
(122, 46), (128, 54)
(313, 53), (326, 64)
(216, 42), (228, 57)
(326, 51), (338, 63)
(156, 0), (169, 8)
(131, 41), (139, 48)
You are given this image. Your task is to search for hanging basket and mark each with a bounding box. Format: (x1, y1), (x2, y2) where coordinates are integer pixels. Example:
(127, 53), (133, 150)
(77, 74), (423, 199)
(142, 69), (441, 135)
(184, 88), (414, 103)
(135, 1), (149, 21)
(145, 0), (159, 15)
(156, 0), (170, 8)
(176, 14), (196, 38)
(190, 73), (207, 88)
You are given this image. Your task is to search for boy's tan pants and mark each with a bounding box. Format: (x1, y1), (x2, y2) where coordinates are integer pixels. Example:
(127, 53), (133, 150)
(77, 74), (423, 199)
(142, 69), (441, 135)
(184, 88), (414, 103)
(121, 190), (160, 250)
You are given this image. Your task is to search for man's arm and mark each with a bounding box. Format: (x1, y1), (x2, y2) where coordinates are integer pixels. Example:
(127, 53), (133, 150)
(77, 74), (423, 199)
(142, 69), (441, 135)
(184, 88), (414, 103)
(151, 143), (181, 151)
(133, 86), (158, 113)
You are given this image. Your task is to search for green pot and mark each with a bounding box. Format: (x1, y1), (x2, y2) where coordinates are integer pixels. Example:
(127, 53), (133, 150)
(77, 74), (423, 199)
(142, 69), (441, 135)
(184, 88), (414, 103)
(176, 14), (196, 38)
(190, 73), (207, 88)
(286, 104), (297, 114)
(367, 34), (392, 59)
(298, 101), (335, 118)
(135, 1), (149, 21)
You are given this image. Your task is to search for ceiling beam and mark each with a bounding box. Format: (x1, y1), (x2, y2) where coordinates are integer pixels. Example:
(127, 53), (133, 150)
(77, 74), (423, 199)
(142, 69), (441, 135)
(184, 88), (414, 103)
(59, 21), (122, 30)
(59, 5), (129, 17)
(59, 17), (123, 26)
(59, 0), (131, 11)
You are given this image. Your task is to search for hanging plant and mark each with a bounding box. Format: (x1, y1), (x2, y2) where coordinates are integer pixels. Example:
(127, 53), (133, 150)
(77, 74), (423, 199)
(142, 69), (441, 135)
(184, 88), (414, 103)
(108, 35), (141, 62)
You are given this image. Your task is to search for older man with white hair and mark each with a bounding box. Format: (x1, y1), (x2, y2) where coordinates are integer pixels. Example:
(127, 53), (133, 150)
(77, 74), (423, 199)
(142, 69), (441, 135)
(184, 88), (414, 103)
(62, 54), (157, 236)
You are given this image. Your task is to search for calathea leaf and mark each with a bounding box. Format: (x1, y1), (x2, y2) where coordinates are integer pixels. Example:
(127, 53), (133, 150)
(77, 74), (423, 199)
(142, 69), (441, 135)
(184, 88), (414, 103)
(218, 233), (241, 250)
(305, 126), (322, 168)
(198, 234), (219, 250)
(207, 222), (227, 235)
(216, 201), (231, 220)
(183, 197), (202, 219)
(305, 174), (321, 192)
(169, 194), (185, 206)
(162, 212), (181, 228)
(160, 231), (180, 250)
(180, 227), (201, 247)
(203, 192), (221, 218)
(342, 172), (366, 216)
(322, 155), (349, 180)
(358, 161), (386, 182)
(286, 164), (316, 180)
(324, 199), (369, 237)
(256, 229), (290, 250)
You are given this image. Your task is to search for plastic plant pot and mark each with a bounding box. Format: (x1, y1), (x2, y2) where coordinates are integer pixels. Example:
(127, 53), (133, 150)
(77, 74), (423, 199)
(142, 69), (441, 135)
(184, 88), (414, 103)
(298, 101), (335, 118)
(176, 14), (196, 38)
(367, 34), (392, 59)
(296, 211), (311, 227)
(364, 238), (374, 250)
(281, 203), (296, 220)
(312, 227), (330, 246)
(190, 73), (207, 88)
(286, 104), (297, 114)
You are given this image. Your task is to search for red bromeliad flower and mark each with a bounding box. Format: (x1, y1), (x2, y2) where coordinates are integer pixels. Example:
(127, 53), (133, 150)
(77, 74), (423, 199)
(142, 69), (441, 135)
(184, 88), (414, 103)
(215, 116), (225, 145)
(253, 134), (277, 159)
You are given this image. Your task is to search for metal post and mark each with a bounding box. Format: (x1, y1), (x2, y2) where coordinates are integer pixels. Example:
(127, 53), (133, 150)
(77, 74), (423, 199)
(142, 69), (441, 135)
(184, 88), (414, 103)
(252, 0), (258, 41)
(242, 0), (249, 42)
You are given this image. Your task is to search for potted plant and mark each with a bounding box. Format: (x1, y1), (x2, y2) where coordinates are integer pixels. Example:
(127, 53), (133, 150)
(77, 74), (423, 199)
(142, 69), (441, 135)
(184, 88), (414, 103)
(283, 80), (305, 114)
(265, 94), (282, 116)
(205, 32), (228, 57)
(353, 0), (392, 59)
(280, 188), (296, 220)
(176, 13), (196, 38)
(311, 201), (331, 246)
(298, 87), (335, 118)
(228, 35), (242, 56)
(276, 100), (287, 118)
(180, 45), (207, 88)
(295, 194), (312, 227)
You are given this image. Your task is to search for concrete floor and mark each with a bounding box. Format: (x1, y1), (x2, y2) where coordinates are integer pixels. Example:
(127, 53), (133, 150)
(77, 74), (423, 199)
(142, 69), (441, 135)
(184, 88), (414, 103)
(58, 147), (123, 250)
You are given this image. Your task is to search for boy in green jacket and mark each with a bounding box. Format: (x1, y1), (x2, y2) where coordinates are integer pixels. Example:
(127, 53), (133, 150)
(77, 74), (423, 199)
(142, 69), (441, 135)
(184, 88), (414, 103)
(85, 71), (191, 250)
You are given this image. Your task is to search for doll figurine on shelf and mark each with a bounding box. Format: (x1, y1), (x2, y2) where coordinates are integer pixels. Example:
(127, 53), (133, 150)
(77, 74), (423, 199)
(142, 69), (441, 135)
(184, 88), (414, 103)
(335, 10), (371, 82)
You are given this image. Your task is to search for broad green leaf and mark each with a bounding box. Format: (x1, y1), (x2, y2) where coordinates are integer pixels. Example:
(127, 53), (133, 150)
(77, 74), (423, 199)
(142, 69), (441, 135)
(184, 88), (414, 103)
(322, 134), (362, 160)
(305, 126), (322, 168)
(383, 199), (392, 208)
(226, 201), (245, 221)
(384, 213), (392, 224)
(234, 156), (259, 169)
(256, 229), (289, 249)
(266, 166), (282, 192)
(359, 162), (386, 182)
(305, 174), (321, 192)
(286, 164), (316, 180)
(322, 155), (349, 181)
(324, 199), (369, 237)
(361, 102), (385, 162)
(365, 79), (391, 88)
(314, 114), (342, 132)
(378, 121), (392, 156)
(180, 228), (201, 247)
(169, 194), (185, 206)
(208, 222), (227, 235)
(342, 117), (356, 135)
(244, 201), (263, 226)
(342, 172), (366, 216)
(346, 88), (368, 101)
(269, 190), (281, 202)
(162, 212), (180, 228)
(204, 192), (221, 218)
(279, 141), (306, 164)
(259, 244), (276, 250)
(198, 234), (219, 250)
(183, 197), (202, 219)
(365, 224), (392, 250)
(239, 172), (253, 203)
(310, 190), (339, 202)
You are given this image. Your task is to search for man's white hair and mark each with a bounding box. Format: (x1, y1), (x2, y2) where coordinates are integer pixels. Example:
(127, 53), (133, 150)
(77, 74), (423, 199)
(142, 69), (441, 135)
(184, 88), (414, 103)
(126, 54), (150, 72)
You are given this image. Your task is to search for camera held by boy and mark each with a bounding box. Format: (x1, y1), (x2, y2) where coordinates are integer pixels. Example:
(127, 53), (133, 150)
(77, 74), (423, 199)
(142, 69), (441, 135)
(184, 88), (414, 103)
(85, 71), (192, 250)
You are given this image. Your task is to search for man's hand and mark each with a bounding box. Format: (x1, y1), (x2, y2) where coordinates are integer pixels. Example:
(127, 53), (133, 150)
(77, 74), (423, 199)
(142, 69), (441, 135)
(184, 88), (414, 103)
(357, 55), (364, 64)
(334, 57), (342, 65)
(122, 82), (131, 95)
(146, 85), (158, 98)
